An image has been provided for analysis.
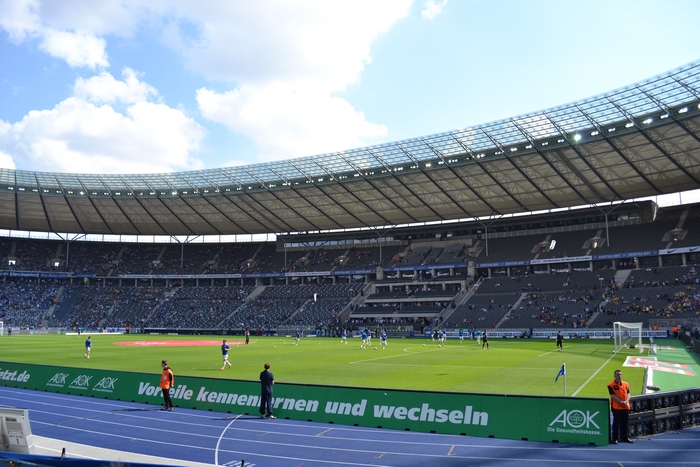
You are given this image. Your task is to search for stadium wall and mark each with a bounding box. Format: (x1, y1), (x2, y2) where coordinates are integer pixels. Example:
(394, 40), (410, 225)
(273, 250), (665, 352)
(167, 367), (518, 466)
(0, 361), (608, 446)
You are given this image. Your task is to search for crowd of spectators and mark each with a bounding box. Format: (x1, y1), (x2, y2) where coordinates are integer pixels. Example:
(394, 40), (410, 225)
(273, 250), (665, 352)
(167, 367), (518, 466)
(0, 279), (58, 329)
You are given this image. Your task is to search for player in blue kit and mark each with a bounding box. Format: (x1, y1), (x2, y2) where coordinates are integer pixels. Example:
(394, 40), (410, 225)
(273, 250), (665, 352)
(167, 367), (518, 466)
(380, 329), (387, 349)
(293, 329), (302, 346)
(84, 336), (92, 358)
(220, 339), (232, 370)
(438, 329), (446, 347)
(360, 329), (367, 349)
(459, 329), (464, 343)
(341, 329), (347, 344)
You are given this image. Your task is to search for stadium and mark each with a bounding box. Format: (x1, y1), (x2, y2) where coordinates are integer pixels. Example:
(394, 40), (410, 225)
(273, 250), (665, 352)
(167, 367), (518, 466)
(2, 60), (700, 465)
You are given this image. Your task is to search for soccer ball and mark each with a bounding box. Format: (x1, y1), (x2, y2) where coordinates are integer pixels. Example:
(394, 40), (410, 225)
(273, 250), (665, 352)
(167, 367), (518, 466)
(422, 344), (425, 346)
(374, 347), (377, 350)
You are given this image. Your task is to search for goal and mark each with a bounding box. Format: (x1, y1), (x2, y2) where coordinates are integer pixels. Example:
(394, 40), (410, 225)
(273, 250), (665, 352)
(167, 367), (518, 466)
(613, 322), (643, 353)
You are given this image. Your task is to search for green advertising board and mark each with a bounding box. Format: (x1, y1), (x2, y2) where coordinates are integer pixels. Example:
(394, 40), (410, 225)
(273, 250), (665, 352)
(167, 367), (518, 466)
(0, 361), (608, 445)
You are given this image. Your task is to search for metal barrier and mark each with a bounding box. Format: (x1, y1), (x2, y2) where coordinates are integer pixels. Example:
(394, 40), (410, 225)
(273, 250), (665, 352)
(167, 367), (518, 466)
(629, 387), (700, 437)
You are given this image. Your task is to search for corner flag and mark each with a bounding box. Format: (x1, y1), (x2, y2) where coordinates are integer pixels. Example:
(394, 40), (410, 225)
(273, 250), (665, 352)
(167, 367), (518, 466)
(555, 364), (566, 383)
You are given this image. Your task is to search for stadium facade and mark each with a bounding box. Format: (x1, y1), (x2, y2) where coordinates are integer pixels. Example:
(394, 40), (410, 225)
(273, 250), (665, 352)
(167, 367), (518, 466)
(0, 61), (698, 238)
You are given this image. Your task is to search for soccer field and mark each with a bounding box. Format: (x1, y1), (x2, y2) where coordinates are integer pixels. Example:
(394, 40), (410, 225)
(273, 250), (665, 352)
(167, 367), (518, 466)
(0, 334), (644, 399)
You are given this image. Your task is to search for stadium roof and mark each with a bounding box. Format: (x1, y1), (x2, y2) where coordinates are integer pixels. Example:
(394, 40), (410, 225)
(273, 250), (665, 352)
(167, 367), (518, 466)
(2, 60), (700, 237)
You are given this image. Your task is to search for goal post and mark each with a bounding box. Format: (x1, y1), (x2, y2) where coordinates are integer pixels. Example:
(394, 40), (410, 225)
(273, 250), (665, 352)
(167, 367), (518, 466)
(613, 322), (643, 353)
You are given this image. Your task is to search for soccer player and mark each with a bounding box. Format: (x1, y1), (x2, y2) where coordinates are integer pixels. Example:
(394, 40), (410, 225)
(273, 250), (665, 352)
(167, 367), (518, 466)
(380, 329), (387, 349)
(360, 329), (367, 349)
(366, 329), (372, 346)
(476, 330), (481, 345)
(459, 329), (464, 343)
(556, 331), (564, 351)
(438, 329), (446, 347)
(220, 340), (232, 370)
(341, 328), (347, 344)
(482, 330), (490, 350)
(84, 336), (92, 358)
(293, 329), (302, 346)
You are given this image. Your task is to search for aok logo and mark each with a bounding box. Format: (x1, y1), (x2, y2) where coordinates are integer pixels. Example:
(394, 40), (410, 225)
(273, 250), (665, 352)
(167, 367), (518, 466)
(68, 375), (92, 389)
(549, 410), (600, 429)
(93, 377), (118, 392)
(47, 373), (69, 386)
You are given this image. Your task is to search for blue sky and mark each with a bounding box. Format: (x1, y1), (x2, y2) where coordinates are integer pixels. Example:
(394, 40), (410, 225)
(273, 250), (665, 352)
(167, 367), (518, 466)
(1, 0), (699, 175)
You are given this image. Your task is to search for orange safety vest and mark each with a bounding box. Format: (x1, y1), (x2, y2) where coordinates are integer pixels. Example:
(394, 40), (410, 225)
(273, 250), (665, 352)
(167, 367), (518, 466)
(160, 368), (174, 390)
(607, 379), (630, 411)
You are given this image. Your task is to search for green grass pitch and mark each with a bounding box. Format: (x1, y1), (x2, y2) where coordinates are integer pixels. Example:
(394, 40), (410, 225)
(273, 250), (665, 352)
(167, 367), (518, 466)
(0, 334), (644, 399)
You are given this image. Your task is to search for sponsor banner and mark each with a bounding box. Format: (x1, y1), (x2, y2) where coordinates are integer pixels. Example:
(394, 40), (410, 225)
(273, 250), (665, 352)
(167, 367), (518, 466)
(0, 361), (608, 445)
(531, 256), (591, 265)
(475, 260), (532, 268)
(120, 274), (242, 279)
(284, 271), (331, 277)
(660, 246), (700, 255)
(2, 271), (78, 279)
(592, 250), (658, 261)
(384, 264), (467, 272)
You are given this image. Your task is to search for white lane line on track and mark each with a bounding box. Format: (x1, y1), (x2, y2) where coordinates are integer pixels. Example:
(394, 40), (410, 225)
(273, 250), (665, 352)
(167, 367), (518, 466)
(215, 414), (241, 466)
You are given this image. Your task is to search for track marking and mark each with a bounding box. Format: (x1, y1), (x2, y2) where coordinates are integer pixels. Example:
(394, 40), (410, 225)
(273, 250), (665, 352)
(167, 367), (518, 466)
(571, 351), (617, 396)
(316, 428), (333, 436)
(447, 445), (455, 456)
(215, 414), (241, 466)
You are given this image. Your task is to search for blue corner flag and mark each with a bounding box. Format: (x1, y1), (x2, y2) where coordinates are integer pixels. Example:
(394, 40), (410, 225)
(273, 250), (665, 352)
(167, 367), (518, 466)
(555, 364), (566, 383)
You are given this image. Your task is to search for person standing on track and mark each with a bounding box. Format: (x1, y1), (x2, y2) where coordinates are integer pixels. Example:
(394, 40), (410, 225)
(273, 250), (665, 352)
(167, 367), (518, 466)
(160, 360), (174, 411)
(259, 363), (275, 419)
(608, 369), (633, 444)
(220, 339), (232, 370)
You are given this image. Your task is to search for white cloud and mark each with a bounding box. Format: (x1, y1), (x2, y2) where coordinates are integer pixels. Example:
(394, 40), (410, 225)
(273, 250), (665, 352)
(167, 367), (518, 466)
(0, 1), (412, 169)
(0, 0), (110, 68)
(0, 0), (42, 43)
(169, 1), (411, 87)
(0, 150), (17, 170)
(198, 82), (388, 162)
(0, 96), (206, 174)
(187, 1), (409, 161)
(39, 28), (109, 69)
(74, 68), (157, 104)
(421, 0), (448, 21)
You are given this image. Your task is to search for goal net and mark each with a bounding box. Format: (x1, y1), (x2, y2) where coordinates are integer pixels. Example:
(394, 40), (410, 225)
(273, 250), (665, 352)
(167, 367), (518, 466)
(613, 322), (643, 353)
